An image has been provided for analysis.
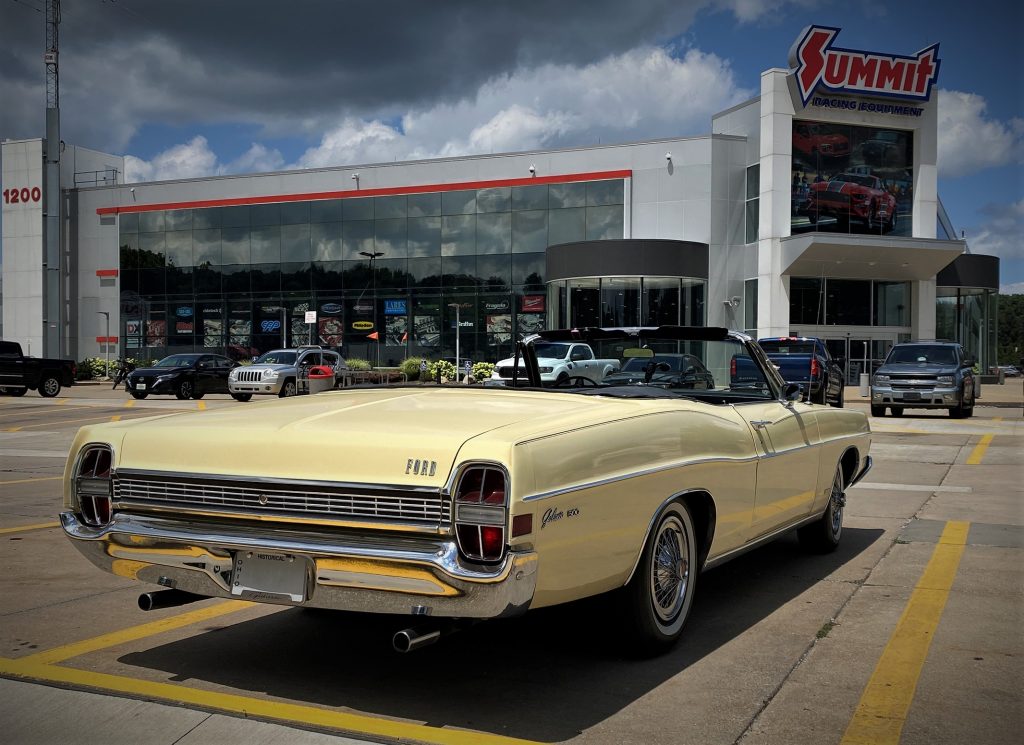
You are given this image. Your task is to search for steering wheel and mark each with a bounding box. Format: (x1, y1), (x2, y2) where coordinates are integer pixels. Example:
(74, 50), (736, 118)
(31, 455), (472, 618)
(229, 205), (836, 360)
(555, 375), (599, 388)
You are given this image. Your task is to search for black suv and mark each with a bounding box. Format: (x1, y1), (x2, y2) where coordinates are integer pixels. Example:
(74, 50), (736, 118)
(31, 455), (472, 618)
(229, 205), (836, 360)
(870, 341), (977, 418)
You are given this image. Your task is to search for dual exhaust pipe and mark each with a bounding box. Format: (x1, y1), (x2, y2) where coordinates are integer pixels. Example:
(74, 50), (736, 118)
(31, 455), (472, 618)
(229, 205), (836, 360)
(139, 589), (464, 653)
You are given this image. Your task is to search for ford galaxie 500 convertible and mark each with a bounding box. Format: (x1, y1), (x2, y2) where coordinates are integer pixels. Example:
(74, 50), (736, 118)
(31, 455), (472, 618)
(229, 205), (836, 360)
(62, 327), (871, 653)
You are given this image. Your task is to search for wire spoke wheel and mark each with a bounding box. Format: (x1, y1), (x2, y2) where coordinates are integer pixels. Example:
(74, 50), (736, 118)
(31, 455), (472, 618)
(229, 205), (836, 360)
(650, 516), (689, 623)
(624, 501), (698, 652)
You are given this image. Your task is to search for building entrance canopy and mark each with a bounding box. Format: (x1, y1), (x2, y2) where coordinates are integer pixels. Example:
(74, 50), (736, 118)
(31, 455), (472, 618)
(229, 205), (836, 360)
(781, 233), (965, 281)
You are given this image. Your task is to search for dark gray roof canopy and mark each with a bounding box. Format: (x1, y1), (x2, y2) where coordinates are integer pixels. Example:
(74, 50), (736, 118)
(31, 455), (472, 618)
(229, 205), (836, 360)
(936, 254), (1000, 291)
(546, 239), (709, 282)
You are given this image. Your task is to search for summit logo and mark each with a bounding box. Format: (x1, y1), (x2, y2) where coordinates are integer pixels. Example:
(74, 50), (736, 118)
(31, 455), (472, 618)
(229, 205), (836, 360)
(789, 26), (940, 106)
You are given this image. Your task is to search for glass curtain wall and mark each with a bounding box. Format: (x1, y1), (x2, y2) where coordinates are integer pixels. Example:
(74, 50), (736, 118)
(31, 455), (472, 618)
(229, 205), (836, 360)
(789, 277), (911, 327)
(118, 179), (624, 364)
(935, 288), (998, 371)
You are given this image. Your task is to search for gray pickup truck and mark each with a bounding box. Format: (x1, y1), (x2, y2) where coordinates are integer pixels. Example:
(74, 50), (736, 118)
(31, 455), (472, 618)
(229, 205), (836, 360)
(870, 341), (977, 418)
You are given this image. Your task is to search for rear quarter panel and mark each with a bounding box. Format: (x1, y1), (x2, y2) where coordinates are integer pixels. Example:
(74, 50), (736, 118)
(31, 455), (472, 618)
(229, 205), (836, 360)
(512, 406), (759, 608)
(810, 408), (872, 513)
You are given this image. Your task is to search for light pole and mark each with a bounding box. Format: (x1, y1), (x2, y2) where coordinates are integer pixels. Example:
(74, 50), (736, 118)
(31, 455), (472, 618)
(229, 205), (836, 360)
(359, 251), (384, 366)
(96, 311), (111, 379)
(448, 302), (471, 380)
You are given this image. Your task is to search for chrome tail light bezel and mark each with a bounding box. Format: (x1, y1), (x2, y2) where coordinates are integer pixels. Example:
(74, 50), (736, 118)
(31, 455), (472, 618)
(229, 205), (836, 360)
(452, 463), (509, 563)
(75, 444), (114, 527)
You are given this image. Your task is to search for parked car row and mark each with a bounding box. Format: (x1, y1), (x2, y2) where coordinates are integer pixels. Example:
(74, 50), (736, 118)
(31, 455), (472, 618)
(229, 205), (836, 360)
(122, 346), (349, 401)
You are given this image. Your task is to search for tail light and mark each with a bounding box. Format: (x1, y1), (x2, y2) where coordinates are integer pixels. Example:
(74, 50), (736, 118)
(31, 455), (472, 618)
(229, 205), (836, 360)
(76, 445), (113, 527)
(453, 465), (508, 563)
(730, 357), (736, 378)
(810, 357), (820, 377)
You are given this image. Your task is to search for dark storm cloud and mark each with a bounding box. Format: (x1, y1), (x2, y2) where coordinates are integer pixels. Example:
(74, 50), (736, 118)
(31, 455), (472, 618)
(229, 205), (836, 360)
(0, 0), (704, 149)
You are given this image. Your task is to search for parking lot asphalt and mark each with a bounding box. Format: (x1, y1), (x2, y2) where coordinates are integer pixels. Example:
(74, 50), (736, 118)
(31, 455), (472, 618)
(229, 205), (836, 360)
(0, 382), (1020, 745)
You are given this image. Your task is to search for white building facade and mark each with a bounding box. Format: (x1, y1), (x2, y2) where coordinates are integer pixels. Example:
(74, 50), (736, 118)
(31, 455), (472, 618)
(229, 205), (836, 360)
(1, 26), (999, 378)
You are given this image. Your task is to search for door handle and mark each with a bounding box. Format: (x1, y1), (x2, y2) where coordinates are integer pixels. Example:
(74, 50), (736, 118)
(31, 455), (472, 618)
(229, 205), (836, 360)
(750, 420), (773, 429)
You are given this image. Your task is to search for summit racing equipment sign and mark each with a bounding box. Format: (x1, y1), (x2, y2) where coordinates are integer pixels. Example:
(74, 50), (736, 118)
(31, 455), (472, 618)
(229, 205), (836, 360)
(789, 26), (939, 106)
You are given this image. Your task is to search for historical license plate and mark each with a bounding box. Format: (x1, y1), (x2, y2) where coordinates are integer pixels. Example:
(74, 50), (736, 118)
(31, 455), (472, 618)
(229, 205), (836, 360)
(135, 383), (146, 390)
(231, 551), (307, 602)
(902, 391), (921, 401)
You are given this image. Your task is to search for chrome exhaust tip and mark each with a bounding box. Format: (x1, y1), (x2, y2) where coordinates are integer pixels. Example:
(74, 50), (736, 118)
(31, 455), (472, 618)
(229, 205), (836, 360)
(392, 627), (442, 653)
(138, 589), (204, 612)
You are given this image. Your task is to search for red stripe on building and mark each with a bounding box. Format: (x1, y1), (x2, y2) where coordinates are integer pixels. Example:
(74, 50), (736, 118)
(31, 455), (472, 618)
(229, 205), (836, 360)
(96, 269), (119, 277)
(95, 336), (118, 343)
(95, 170), (632, 215)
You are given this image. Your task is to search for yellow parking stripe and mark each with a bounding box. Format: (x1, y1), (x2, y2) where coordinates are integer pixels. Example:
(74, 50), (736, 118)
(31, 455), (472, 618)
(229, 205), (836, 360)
(0, 658), (537, 745)
(196, 401), (207, 411)
(110, 415), (122, 422)
(966, 434), (993, 464)
(124, 400), (136, 408)
(56, 398), (70, 405)
(840, 520), (969, 745)
(2, 426), (23, 432)
(0, 521), (60, 535)
(21, 600), (252, 666)
(0, 476), (63, 485)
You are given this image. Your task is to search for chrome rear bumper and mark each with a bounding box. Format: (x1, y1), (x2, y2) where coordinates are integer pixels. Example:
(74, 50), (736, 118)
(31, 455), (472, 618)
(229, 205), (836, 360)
(61, 511), (537, 619)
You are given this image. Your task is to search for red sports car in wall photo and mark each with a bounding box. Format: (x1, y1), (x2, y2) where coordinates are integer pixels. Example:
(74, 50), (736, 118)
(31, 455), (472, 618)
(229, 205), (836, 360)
(793, 121), (851, 159)
(802, 173), (897, 233)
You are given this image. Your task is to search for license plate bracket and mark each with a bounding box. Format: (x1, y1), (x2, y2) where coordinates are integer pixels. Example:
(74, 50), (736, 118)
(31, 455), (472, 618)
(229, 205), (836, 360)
(136, 383), (147, 390)
(903, 391), (921, 401)
(231, 551), (307, 602)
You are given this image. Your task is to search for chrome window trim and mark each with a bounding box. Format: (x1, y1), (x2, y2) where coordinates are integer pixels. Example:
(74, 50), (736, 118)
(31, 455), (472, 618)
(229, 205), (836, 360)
(522, 430), (867, 502)
(523, 455), (758, 503)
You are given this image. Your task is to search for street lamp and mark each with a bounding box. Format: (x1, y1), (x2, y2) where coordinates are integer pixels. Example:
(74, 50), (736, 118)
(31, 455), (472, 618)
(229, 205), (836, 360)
(96, 311), (111, 379)
(448, 302), (471, 380)
(359, 251), (384, 366)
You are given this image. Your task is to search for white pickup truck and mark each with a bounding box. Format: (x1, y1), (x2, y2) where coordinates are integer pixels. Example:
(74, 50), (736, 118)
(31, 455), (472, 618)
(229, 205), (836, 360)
(491, 342), (620, 385)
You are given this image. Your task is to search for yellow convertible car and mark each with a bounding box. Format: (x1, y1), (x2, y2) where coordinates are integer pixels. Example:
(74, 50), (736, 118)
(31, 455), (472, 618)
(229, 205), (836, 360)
(62, 327), (871, 653)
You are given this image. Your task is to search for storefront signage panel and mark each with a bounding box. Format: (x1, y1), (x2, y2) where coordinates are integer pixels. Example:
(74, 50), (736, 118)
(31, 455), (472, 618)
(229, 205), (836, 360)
(789, 25), (940, 106)
(791, 119), (913, 238)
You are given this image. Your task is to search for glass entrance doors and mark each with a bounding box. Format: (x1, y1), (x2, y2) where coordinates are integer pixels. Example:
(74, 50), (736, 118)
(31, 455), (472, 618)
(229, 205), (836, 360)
(822, 336), (895, 385)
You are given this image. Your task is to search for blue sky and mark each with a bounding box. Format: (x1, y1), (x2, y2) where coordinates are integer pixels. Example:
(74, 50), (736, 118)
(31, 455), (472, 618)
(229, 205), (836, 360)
(2, 0), (1021, 289)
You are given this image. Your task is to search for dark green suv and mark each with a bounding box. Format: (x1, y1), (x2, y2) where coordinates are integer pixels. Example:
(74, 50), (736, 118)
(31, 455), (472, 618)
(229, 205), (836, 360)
(870, 341), (977, 418)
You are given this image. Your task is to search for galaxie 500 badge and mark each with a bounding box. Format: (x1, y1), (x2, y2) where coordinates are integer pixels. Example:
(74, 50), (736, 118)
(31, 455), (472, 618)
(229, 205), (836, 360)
(405, 459), (437, 476)
(542, 505), (579, 528)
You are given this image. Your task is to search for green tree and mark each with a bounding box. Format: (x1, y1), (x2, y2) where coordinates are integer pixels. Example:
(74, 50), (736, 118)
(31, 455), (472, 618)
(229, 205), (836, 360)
(998, 294), (1024, 366)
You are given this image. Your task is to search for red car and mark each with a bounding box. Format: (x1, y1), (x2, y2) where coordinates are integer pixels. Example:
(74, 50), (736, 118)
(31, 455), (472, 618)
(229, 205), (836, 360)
(803, 173), (897, 232)
(793, 122), (851, 159)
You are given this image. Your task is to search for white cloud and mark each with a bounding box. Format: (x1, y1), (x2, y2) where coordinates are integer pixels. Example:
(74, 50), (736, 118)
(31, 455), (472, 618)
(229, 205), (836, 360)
(965, 198), (1024, 260)
(124, 136), (219, 183)
(937, 90), (1024, 179)
(226, 143), (286, 174)
(294, 46), (750, 168)
(999, 281), (1024, 295)
(124, 45), (749, 180)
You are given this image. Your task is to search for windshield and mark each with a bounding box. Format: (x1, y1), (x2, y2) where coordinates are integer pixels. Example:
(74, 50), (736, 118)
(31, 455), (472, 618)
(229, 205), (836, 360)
(759, 341), (816, 355)
(887, 345), (958, 365)
(154, 355), (199, 368)
(530, 333), (778, 401)
(619, 355), (689, 373)
(533, 343), (571, 359)
(255, 351), (297, 365)
(833, 174), (875, 187)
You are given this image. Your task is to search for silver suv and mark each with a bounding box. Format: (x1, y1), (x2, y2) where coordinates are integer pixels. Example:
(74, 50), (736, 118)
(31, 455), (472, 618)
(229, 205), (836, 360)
(870, 341), (977, 418)
(227, 346), (345, 401)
